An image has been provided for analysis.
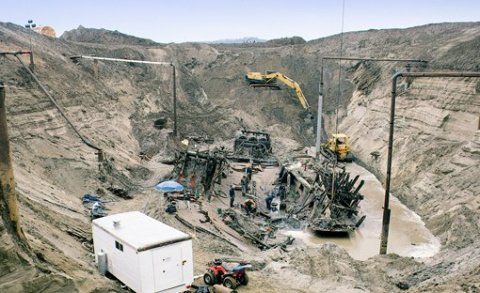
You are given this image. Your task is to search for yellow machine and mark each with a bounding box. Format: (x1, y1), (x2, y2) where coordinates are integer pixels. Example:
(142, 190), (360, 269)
(245, 71), (311, 111)
(246, 72), (352, 160)
(323, 133), (354, 162)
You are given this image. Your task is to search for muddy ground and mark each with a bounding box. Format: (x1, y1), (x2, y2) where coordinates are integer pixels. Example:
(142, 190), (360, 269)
(0, 21), (479, 292)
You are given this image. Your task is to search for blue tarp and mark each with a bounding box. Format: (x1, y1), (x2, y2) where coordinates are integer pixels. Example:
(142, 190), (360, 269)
(82, 194), (103, 204)
(155, 180), (184, 192)
(82, 194), (107, 219)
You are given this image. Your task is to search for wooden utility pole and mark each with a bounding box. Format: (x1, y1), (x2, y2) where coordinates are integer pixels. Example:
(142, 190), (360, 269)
(0, 82), (27, 241)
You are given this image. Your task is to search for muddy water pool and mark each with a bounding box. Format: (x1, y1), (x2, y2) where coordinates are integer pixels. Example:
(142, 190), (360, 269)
(284, 163), (440, 260)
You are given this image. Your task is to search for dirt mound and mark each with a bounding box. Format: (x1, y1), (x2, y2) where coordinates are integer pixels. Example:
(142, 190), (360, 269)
(291, 244), (357, 279)
(435, 34), (480, 70)
(61, 25), (158, 45)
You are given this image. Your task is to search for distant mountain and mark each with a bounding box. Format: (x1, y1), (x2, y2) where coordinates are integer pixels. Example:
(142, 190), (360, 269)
(266, 36), (306, 45)
(207, 37), (266, 44)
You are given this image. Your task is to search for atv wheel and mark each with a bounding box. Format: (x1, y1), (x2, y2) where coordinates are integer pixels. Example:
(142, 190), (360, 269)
(223, 276), (238, 289)
(203, 271), (216, 285)
(239, 273), (249, 285)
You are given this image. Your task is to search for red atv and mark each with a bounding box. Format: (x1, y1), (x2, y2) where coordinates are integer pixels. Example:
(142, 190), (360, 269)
(203, 259), (250, 289)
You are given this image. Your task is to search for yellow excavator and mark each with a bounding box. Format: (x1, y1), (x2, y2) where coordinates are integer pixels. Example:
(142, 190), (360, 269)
(246, 71), (353, 161)
(322, 133), (354, 162)
(245, 71), (311, 111)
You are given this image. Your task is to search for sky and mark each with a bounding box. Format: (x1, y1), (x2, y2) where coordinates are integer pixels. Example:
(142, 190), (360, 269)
(2, 0), (479, 43)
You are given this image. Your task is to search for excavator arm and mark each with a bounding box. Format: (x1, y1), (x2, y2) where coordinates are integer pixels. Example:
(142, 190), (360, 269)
(267, 73), (310, 110)
(245, 71), (311, 111)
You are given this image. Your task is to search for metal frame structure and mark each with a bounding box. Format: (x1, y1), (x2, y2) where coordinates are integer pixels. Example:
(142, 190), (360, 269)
(24, 20), (36, 71)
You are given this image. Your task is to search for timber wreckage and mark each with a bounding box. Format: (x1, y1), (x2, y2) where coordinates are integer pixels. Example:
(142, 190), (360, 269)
(168, 129), (365, 237)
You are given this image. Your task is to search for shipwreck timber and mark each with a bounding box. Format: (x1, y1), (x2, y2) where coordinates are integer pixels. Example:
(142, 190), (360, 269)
(171, 148), (228, 196)
(309, 166), (366, 233)
(275, 156), (366, 233)
(231, 129), (278, 166)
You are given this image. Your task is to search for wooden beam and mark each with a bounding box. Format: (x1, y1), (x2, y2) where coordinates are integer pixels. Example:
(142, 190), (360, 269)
(0, 82), (27, 241)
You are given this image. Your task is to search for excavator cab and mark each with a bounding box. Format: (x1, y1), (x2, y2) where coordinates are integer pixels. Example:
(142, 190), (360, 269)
(245, 72), (280, 89)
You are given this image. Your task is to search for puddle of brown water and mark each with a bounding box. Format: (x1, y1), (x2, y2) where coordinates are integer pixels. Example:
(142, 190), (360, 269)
(284, 163), (440, 260)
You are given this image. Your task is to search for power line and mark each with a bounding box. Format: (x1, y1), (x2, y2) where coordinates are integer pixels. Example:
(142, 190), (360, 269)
(330, 0), (346, 206)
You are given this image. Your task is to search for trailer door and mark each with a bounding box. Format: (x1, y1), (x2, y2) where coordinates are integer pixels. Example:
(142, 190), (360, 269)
(152, 244), (184, 291)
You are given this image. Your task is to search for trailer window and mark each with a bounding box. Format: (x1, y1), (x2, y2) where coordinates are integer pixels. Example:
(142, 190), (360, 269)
(115, 241), (123, 252)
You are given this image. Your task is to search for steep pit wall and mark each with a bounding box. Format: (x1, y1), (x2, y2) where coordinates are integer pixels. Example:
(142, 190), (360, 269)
(336, 56), (480, 290)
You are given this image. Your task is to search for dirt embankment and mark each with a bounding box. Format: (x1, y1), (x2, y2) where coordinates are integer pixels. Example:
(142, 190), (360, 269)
(336, 25), (480, 291)
(0, 21), (479, 292)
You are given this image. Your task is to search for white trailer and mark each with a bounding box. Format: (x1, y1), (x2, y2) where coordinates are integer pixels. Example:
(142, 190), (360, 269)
(92, 211), (193, 293)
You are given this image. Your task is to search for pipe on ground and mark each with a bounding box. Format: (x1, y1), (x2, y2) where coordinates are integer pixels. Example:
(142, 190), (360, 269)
(14, 55), (101, 152)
